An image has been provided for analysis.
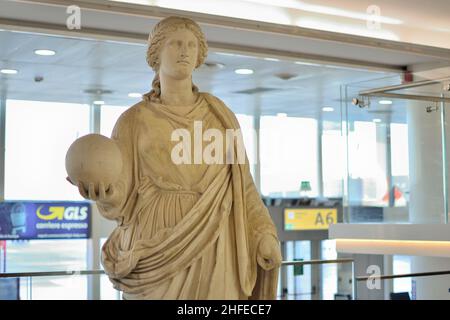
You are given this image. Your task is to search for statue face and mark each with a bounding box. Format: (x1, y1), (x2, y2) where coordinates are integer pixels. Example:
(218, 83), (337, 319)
(159, 28), (198, 80)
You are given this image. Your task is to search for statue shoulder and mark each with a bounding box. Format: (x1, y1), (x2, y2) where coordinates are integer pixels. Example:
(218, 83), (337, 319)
(111, 101), (144, 138)
(200, 92), (240, 128)
(201, 92), (228, 109)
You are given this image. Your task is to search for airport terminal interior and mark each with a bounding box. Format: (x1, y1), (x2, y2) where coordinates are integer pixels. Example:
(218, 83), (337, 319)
(0, 0), (450, 300)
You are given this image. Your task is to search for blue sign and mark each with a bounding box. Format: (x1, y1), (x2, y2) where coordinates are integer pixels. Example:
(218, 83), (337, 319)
(0, 202), (91, 240)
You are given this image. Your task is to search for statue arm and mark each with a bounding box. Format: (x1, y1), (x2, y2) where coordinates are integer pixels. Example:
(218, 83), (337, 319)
(96, 108), (136, 223)
(244, 160), (278, 240)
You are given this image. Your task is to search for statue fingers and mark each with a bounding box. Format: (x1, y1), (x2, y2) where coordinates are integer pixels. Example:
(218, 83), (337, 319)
(105, 183), (115, 197)
(77, 182), (89, 199)
(257, 254), (273, 271)
(98, 182), (106, 201)
(88, 182), (98, 201)
(66, 176), (75, 185)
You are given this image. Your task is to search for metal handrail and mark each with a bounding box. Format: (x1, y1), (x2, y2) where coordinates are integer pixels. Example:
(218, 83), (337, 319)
(0, 259), (354, 278)
(356, 270), (450, 282)
(0, 270), (105, 278)
(282, 258), (354, 266)
(359, 76), (450, 95)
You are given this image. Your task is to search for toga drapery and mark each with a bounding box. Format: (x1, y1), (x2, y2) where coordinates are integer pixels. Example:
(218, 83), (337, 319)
(97, 92), (280, 299)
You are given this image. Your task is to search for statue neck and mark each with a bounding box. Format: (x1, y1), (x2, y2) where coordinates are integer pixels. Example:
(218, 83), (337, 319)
(159, 73), (196, 106)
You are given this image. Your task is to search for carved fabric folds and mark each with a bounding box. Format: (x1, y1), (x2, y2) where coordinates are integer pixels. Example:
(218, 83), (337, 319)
(97, 92), (279, 299)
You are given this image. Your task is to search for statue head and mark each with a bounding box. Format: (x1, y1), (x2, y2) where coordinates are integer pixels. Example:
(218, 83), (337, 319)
(144, 16), (208, 102)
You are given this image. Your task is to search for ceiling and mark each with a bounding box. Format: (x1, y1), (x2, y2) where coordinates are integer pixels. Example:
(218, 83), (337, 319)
(0, 29), (412, 123)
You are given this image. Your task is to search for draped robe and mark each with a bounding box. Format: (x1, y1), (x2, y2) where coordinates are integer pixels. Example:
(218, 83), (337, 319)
(97, 92), (280, 299)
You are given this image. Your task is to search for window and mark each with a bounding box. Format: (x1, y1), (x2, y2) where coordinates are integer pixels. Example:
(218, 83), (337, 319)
(347, 121), (386, 206)
(322, 122), (344, 197)
(100, 105), (129, 138)
(260, 116), (318, 197)
(5, 239), (88, 300)
(5, 100), (90, 201)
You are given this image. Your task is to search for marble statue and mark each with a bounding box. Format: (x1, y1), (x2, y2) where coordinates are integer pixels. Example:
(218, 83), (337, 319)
(67, 16), (282, 300)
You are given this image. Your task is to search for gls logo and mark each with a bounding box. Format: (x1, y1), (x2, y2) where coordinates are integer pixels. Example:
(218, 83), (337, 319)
(36, 206), (88, 221)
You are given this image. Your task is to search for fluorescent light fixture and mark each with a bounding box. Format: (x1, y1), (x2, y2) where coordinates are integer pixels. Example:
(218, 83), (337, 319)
(34, 49), (56, 56)
(1, 69), (18, 75)
(245, 0), (403, 24)
(277, 112), (287, 117)
(335, 239), (450, 258)
(322, 107), (334, 112)
(330, 223), (450, 257)
(379, 100), (393, 105)
(297, 18), (399, 41)
(235, 68), (254, 75)
(263, 57), (280, 62)
(295, 61), (322, 67)
(93, 100), (105, 105)
(373, 118), (382, 123)
(128, 93), (142, 98)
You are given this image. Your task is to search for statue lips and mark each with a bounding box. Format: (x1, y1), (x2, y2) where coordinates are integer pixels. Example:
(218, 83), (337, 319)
(177, 60), (190, 66)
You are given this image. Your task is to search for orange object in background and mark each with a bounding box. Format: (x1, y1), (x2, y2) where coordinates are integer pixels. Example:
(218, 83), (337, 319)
(382, 186), (403, 202)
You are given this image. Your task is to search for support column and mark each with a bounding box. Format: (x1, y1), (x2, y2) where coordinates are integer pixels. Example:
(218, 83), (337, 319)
(310, 240), (321, 300)
(407, 99), (450, 300)
(0, 92), (6, 201)
(87, 102), (101, 300)
(253, 110), (261, 193)
(383, 255), (393, 300)
(317, 117), (324, 198)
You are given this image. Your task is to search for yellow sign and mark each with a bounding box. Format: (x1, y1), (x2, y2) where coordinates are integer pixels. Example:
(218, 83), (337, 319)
(284, 208), (337, 231)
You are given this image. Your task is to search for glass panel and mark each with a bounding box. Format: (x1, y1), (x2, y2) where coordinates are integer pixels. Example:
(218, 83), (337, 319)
(99, 238), (121, 300)
(343, 74), (448, 224)
(283, 240), (311, 300)
(4, 239), (88, 300)
(322, 121), (344, 198)
(321, 240), (338, 300)
(393, 255), (412, 297)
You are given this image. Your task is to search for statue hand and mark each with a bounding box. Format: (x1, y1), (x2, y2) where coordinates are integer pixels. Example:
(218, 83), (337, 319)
(257, 234), (282, 271)
(66, 177), (115, 202)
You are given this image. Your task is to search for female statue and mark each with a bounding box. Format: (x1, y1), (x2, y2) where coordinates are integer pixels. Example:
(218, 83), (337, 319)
(74, 16), (282, 299)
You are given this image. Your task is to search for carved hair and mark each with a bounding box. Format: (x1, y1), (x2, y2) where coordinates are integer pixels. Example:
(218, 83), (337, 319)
(143, 16), (208, 103)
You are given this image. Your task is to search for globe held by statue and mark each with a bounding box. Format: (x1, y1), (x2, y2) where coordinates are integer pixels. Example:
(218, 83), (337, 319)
(65, 133), (123, 190)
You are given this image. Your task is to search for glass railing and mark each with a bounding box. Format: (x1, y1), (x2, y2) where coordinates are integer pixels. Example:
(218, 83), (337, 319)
(0, 259), (354, 300)
(3, 258), (449, 300)
(342, 72), (450, 224)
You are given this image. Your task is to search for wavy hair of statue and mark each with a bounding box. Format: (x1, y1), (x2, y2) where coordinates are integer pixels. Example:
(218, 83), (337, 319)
(143, 16), (208, 103)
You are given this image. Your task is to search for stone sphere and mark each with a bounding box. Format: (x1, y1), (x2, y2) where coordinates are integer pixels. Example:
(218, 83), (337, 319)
(65, 134), (123, 189)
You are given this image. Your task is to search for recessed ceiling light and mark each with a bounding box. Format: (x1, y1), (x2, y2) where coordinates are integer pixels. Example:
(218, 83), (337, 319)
(373, 118), (382, 123)
(1, 69), (18, 75)
(128, 93), (142, 98)
(93, 100), (105, 105)
(379, 100), (393, 105)
(34, 49), (56, 56)
(277, 113), (287, 117)
(322, 107), (334, 112)
(235, 68), (254, 75)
